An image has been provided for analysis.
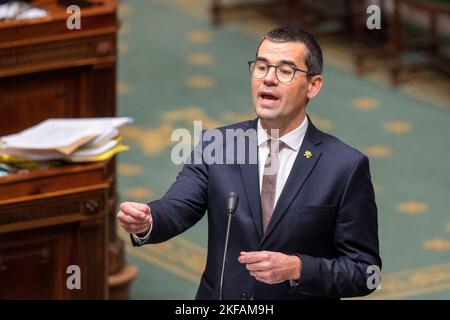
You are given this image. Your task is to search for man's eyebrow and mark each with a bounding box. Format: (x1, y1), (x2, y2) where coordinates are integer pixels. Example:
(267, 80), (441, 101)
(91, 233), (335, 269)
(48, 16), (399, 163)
(256, 57), (269, 62)
(255, 57), (298, 67)
(280, 59), (298, 67)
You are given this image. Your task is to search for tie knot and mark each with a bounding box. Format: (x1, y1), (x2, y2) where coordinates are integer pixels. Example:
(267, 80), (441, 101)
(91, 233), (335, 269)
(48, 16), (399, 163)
(268, 139), (285, 154)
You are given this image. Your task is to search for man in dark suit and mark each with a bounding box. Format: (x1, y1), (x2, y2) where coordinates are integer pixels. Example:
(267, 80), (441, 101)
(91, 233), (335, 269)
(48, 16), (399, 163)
(117, 26), (381, 299)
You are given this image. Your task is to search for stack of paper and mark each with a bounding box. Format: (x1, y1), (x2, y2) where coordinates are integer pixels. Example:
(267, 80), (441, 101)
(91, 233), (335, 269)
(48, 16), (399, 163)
(0, 1), (48, 20)
(0, 117), (133, 163)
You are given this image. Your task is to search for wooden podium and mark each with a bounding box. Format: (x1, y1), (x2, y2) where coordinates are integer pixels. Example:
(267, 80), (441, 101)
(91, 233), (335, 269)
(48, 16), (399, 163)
(0, 0), (137, 299)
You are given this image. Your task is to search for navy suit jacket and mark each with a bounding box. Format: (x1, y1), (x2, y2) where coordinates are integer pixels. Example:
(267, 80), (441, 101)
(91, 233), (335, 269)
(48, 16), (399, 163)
(132, 116), (381, 300)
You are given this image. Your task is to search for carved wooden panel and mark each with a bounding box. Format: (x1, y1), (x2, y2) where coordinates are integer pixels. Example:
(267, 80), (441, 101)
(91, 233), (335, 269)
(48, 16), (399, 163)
(0, 162), (111, 299)
(0, 188), (105, 229)
(0, 35), (116, 78)
(0, 69), (83, 136)
(0, 239), (55, 299)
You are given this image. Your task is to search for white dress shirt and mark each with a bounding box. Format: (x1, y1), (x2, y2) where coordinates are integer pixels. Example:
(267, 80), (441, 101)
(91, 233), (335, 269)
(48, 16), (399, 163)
(257, 117), (308, 207)
(133, 117), (309, 244)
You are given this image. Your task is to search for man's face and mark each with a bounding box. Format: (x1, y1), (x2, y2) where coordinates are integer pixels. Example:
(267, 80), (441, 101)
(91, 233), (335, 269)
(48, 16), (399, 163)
(251, 39), (321, 131)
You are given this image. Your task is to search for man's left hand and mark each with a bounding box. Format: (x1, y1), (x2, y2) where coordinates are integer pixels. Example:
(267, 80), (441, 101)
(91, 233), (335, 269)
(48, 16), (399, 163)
(238, 251), (301, 285)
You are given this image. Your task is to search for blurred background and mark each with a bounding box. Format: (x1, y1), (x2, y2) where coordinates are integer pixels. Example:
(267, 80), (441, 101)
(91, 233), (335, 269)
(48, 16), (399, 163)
(0, 0), (449, 300)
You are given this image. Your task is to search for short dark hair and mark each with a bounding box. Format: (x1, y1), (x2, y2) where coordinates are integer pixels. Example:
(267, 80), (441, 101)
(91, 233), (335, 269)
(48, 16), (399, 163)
(256, 26), (323, 78)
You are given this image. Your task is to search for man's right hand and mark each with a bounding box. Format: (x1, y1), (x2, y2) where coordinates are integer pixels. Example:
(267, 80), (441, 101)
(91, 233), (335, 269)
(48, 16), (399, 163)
(117, 201), (152, 237)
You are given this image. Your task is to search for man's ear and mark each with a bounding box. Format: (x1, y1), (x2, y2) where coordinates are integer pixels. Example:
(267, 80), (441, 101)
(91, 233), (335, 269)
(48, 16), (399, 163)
(307, 75), (323, 100)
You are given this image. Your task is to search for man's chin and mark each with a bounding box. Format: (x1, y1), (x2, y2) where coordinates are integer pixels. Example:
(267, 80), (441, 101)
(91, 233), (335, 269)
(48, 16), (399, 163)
(256, 108), (279, 121)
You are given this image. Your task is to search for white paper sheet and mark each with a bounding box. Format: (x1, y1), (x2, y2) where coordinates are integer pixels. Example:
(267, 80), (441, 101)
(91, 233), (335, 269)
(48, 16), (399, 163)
(1, 117), (132, 150)
(71, 139), (119, 157)
(0, 1), (48, 20)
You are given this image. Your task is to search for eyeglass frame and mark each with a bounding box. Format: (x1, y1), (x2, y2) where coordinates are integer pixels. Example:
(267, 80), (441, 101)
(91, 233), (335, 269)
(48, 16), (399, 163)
(247, 60), (310, 83)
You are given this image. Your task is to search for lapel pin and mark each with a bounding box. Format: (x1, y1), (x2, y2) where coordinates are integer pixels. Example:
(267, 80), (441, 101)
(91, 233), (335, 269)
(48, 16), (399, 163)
(304, 150), (312, 159)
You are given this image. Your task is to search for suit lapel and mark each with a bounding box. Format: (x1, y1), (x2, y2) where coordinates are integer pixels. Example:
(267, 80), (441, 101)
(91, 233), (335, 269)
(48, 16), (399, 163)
(260, 116), (323, 246)
(239, 119), (263, 240)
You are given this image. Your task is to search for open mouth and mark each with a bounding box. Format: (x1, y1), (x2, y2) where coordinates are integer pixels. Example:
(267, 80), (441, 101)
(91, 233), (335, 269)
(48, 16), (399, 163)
(260, 93), (279, 101)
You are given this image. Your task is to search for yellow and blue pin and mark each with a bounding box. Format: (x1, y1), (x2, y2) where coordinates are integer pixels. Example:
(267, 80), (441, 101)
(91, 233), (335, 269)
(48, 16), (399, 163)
(303, 150), (312, 159)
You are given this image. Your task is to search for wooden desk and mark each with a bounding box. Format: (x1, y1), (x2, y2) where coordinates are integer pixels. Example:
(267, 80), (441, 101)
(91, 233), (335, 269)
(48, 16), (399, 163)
(0, 161), (113, 299)
(388, 0), (450, 85)
(353, 0), (450, 86)
(0, 0), (137, 298)
(0, 0), (117, 135)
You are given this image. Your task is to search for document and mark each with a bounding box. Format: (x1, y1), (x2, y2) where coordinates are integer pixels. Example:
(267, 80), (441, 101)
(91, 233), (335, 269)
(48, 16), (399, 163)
(0, 117), (133, 155)
(0, 1), (48, 20)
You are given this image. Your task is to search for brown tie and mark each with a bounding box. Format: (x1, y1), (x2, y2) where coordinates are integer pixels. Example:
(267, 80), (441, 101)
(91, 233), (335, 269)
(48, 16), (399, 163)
(261, 139), (284, 233)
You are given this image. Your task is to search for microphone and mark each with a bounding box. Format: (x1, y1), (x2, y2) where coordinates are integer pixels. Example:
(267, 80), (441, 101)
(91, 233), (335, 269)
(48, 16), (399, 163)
(226, 192), (239, 215)
(219, 192), (239, 300)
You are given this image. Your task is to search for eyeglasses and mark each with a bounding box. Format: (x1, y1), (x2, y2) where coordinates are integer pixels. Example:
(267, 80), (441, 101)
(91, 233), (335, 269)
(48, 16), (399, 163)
(248, 60), (309, 83)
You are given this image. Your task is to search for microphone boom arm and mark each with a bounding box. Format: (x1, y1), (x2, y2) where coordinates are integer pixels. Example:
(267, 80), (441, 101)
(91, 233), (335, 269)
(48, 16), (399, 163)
(219, 192), (239, 300)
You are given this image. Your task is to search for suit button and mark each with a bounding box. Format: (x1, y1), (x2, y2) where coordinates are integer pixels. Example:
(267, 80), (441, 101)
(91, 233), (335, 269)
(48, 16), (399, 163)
(241, 292), (248, 300)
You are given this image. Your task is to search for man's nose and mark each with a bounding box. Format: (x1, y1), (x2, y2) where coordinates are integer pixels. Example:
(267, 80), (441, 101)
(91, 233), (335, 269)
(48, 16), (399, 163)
(263, 66), (278, 85)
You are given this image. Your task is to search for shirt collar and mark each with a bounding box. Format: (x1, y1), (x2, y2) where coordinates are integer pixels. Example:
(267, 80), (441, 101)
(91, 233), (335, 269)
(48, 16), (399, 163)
(257, 116), (308, 151)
